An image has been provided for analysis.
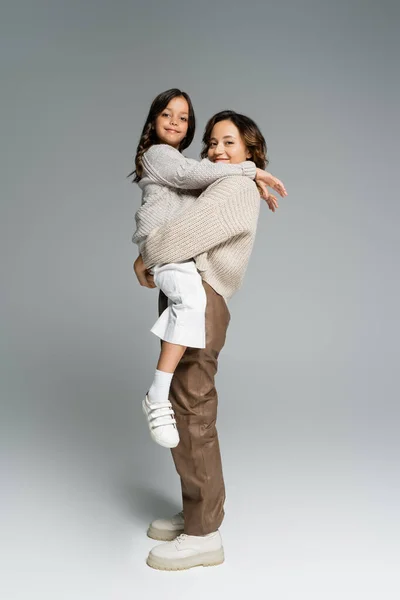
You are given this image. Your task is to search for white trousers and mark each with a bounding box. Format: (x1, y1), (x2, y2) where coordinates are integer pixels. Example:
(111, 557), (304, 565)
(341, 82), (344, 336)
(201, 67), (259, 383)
(149, 260), (207, 349)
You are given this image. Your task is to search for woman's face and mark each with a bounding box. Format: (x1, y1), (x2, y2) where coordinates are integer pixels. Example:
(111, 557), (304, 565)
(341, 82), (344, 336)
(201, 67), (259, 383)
(155, 96), (189, 148)
(207, 120), (251, 164)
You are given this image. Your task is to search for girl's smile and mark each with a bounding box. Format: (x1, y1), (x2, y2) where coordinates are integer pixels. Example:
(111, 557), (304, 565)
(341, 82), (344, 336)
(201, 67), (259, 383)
(155, 96), (189, 148)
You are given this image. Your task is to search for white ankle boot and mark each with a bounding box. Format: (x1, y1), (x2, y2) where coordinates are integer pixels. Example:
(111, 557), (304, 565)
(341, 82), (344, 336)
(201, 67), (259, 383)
(142, 394), (179, 448)
(147, 510), (184, 541)
(146, 530), (224, 571)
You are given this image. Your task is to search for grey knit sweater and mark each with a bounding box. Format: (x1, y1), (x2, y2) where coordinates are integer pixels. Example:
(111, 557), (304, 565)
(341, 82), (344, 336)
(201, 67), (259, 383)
(141, 175), (261, 301)
(132, 143), (256, 252)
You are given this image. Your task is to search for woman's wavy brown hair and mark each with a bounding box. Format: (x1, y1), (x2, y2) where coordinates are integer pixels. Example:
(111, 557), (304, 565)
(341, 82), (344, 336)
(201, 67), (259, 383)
(200, 110), (268, 169)
(128, 88), (196, 183)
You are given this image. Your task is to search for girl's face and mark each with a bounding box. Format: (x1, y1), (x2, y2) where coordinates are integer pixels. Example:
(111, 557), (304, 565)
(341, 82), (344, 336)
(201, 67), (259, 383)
(155, 96), (189, 148)
(207, 120), (251, 164)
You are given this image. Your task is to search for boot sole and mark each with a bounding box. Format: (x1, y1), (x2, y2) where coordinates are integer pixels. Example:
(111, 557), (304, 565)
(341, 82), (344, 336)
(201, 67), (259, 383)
(147, 525), (184, 541)
(146, 547), (225, 571)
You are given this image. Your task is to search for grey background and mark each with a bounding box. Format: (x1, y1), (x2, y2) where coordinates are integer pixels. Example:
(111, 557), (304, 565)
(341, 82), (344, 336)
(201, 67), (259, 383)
(1, 1), (399, 598)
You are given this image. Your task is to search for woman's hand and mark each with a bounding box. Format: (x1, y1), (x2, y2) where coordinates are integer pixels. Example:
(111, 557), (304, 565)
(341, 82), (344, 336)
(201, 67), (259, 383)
(133, 254), (156, 288)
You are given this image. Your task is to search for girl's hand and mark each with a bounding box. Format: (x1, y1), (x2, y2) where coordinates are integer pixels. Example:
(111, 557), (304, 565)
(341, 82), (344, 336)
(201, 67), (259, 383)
(133, 254), (156, 288)
(255, 168), (287, 198)
(256, 181), (279, 212)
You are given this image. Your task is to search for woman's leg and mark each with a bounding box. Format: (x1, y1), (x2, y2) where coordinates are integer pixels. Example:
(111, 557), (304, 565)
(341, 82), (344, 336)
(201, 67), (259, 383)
(158, 280), (231, 536)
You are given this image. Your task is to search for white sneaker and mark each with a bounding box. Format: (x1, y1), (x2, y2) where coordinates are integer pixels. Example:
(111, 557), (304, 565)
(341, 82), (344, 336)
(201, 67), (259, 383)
(146, 530), (224, 571)
(142, 394), (180, 448)
(147, 510), (184, 541)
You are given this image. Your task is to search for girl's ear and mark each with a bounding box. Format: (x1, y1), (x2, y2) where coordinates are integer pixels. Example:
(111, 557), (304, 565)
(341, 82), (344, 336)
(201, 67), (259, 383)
(246, 150), (252, 159)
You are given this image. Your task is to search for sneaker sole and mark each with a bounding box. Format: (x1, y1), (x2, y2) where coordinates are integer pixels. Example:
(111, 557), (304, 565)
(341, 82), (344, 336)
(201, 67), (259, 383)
(146, 547), (225, 571)
(142, 399), (179, 448)
(147, 525), (184, 541)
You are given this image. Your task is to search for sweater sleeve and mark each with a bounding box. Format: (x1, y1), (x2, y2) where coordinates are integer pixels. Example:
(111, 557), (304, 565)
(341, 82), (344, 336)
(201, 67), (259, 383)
(142, 144), (256, 190)
(141, 178), (260, 268)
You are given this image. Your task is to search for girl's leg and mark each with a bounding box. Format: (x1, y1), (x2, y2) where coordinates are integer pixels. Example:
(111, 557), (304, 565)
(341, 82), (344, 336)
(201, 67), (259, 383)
(157, 341), (186, 373)
(148, 261), (206, 406)
(145, 263), (206, 449)
(147, 342), (186, 405)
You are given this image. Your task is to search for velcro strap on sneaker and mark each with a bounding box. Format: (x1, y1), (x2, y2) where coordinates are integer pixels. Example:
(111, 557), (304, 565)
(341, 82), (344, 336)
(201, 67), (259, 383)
(151, 416), (177, 430)
(148, 406), (175, 420)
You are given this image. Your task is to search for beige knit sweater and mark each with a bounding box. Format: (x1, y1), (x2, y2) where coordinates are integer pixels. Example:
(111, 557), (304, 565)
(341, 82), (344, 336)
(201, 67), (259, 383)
(141, 176), (261, 300)
(132, 144), (256, 252)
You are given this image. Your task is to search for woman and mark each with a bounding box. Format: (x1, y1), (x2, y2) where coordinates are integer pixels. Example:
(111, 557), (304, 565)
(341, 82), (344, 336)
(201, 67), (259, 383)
(134, 110), (287, 571)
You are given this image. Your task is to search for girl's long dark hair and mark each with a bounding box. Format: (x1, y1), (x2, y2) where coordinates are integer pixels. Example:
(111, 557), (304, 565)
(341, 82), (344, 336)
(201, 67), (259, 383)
(129, 88), (196, 183)
(200, 110), (268, 169)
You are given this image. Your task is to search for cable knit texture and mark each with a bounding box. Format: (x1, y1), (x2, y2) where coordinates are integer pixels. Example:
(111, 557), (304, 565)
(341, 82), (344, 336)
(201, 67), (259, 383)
(141, 176), (261, 301)
(132, 144), (256, 251)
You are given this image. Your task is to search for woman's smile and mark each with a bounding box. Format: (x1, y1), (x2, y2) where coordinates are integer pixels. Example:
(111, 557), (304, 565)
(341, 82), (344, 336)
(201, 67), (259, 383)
(207, 119), (251, 164)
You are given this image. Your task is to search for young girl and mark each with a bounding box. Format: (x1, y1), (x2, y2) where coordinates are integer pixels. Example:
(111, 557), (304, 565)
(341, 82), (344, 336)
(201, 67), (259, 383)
(130, 89), (286, 450)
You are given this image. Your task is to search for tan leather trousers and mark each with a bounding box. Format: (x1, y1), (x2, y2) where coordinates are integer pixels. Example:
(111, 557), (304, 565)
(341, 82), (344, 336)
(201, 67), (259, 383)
(158, 280), (231, 535)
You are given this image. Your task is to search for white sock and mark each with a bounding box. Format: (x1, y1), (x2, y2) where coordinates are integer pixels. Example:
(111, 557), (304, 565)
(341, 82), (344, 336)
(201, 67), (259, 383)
(148, 369), (174, 404)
